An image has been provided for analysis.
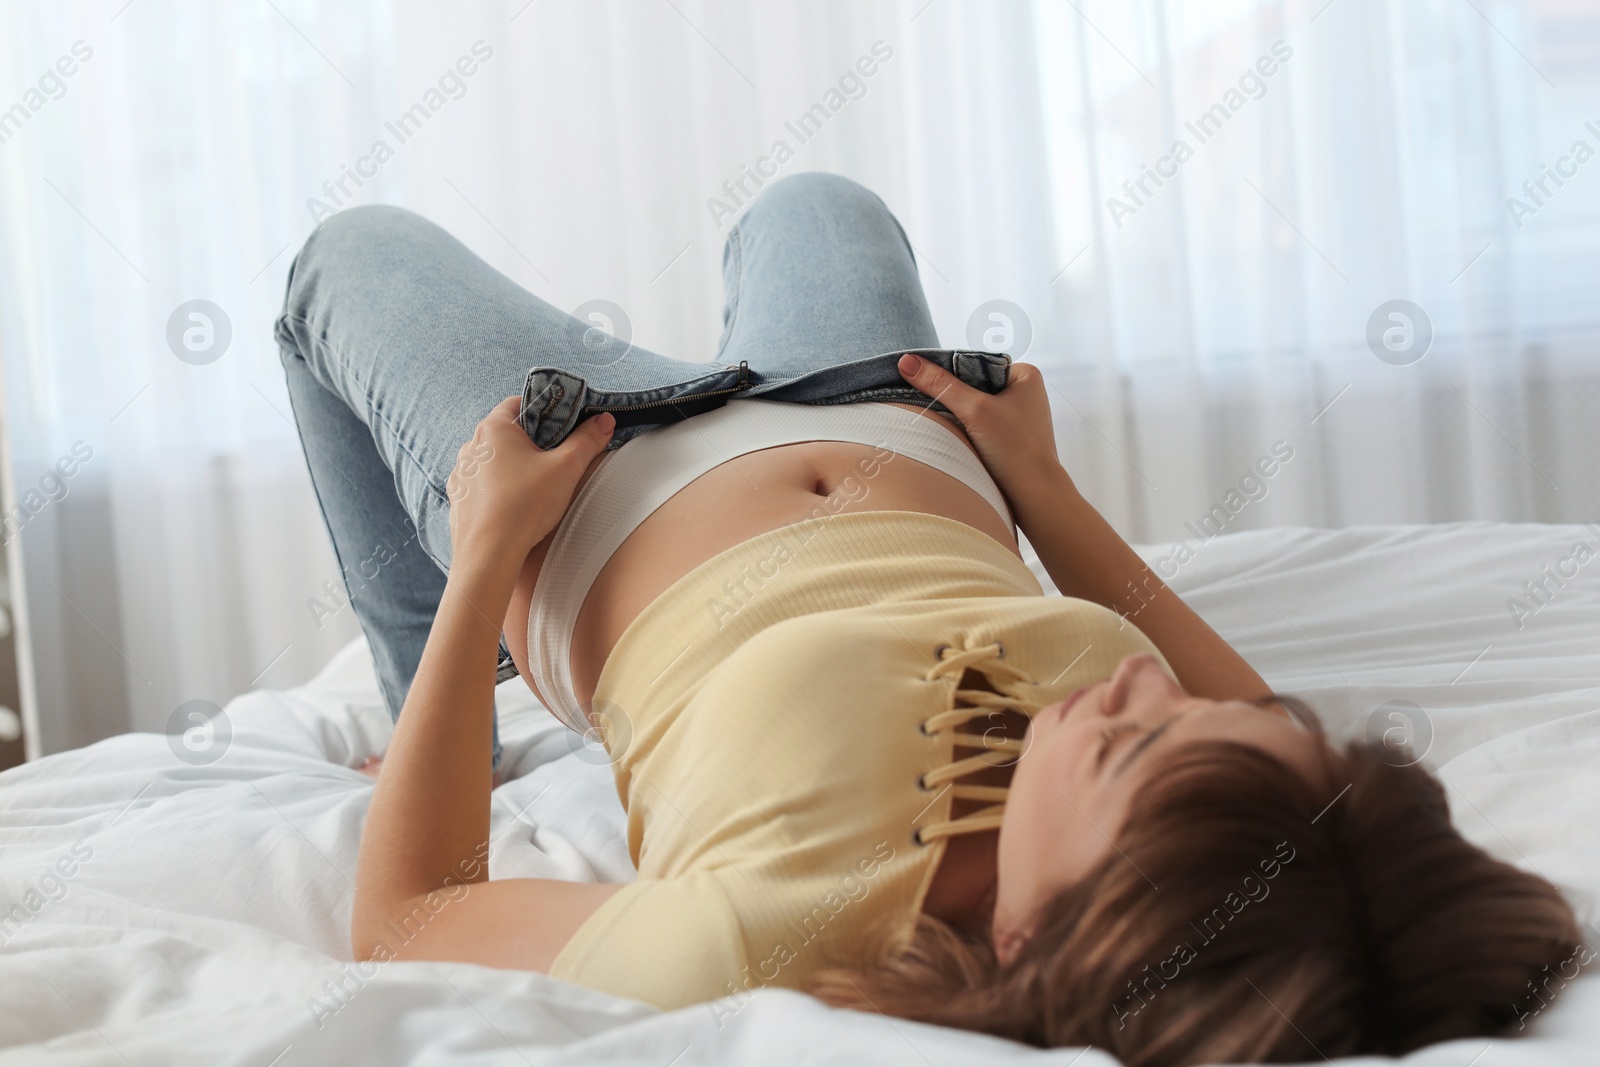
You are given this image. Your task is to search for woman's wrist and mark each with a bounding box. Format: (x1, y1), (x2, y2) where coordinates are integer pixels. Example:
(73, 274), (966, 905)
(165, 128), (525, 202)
(1012, 468), (1148, 605)
(445, 543), (524, 612)
(1005, 460), (1079, 525)
(451, 524), (536, 579)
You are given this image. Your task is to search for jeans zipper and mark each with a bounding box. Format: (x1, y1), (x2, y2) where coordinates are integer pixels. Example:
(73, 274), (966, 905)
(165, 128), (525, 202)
(580, 361), (751, 416)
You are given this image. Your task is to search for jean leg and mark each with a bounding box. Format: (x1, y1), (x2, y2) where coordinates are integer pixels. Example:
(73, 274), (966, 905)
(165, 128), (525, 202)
(274, 204), (706, 751)
(277, 351), (510, 761)
(716, 172), (941, 372)
(273, 204), (702, 575)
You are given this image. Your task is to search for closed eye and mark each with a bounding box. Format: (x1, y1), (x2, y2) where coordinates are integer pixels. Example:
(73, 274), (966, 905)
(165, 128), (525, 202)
(1094, 722), (1141, 770)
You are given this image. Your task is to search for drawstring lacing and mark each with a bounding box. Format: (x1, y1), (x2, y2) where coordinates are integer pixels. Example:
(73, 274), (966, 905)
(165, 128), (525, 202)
(913, 641), (1041, 845)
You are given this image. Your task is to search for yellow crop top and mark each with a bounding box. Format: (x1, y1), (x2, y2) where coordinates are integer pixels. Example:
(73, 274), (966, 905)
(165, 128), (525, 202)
(546, 510), (1169, 1012)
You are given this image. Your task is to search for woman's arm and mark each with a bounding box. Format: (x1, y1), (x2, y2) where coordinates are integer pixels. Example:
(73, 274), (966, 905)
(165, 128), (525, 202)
(1000, 462), (1274, 703)
(896, 355), (1274, 705)
(351, 398), (623, 970)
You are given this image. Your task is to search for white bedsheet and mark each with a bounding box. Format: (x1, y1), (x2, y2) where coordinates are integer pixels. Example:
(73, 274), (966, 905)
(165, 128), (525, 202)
(1, 521), (1597, 1066)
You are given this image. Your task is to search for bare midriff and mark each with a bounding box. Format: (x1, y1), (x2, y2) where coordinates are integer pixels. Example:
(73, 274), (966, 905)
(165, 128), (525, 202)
(501, 403), (1020, 718)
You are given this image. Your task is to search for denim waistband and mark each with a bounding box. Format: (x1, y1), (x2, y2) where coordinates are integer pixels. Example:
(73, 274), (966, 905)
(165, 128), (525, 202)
(517, 347), (1010, 451)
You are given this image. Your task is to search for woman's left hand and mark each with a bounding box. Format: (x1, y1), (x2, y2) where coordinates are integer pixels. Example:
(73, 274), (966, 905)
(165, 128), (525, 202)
(896, 355), (1065, 508)
(445, 396), (615, 578)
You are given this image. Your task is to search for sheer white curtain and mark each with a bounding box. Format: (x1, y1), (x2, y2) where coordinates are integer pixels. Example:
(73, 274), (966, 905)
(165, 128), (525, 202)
(1030, 0), (1600, 543)
(1, 0), (1595, 754)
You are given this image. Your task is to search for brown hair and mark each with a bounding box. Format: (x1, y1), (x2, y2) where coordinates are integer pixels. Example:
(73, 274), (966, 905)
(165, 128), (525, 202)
(810, 698), (1583, 1065)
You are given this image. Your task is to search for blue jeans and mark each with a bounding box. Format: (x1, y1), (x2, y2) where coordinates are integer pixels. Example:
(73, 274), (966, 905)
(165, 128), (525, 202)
(274, 172), (1010, 767)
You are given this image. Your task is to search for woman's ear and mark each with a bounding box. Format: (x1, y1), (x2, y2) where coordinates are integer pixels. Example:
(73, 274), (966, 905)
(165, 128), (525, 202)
(994, 925), (1030, 968)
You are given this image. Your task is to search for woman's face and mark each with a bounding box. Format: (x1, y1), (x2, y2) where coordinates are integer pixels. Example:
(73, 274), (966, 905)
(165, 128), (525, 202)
(991, 653), (1326, 966)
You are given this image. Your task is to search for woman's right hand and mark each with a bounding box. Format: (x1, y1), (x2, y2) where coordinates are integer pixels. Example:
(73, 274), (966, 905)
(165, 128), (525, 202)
(445, 396), (615, 581)
(896, 353), (1070, 505)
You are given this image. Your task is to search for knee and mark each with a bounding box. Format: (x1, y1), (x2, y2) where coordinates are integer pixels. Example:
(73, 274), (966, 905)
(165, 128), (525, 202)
(277, 205), (415, 363)
(295, 204), (430, 271)
(280, 204), (435, 321)
(733, 172), (902, 251)
(321, 202), (425, 234)
(749, 171), (881, 216)
(728, 172), (906, 264)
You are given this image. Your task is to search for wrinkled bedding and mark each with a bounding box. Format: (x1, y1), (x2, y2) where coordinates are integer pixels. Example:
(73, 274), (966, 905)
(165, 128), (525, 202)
(1, 520), (1597, 1065)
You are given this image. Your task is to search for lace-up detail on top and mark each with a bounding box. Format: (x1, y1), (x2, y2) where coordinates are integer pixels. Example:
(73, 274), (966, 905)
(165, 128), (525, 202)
(913, 641), (1042, 845)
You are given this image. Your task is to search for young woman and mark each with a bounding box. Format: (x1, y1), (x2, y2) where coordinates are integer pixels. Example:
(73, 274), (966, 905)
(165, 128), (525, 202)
(275, 173), (1579, 1065)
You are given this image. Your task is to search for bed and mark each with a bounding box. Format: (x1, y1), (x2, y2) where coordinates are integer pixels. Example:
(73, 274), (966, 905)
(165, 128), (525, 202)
(2, 520), (1597, 1066)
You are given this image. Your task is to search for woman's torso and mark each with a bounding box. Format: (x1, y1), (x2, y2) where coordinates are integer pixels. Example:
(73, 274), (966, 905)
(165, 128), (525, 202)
(542, 512), (1173, 1009)
(502, 402), (1018, 713)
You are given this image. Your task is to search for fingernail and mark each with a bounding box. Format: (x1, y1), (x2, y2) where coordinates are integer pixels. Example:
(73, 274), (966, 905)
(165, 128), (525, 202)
(898, 354), (919, 375)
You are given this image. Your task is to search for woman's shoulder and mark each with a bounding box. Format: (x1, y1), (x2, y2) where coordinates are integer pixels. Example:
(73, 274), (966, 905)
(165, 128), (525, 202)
(551, 843), (929, 1013)
(547, 872), (748, 1008)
